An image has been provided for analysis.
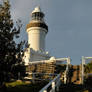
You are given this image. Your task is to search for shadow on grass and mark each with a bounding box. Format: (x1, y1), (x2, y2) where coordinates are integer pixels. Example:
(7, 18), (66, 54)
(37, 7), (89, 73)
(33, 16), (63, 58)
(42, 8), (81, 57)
(60, 83), (92, 92)
(0, 80), (48, 92)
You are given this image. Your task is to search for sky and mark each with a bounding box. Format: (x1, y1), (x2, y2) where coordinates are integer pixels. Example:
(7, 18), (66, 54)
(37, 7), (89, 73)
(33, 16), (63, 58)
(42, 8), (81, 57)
(2, 0), (92, 65)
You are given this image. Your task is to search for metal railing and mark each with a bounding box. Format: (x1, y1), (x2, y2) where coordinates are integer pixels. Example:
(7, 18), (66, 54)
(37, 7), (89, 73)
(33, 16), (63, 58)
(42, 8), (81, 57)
(28, 57), (71, 65)
(29, 60), (55, 65)
(39, 74), (61, 92)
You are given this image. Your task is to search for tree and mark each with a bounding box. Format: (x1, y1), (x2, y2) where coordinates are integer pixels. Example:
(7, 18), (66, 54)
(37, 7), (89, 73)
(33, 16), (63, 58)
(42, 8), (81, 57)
(0, 0), (25, 86)
(85, 61), (92, 74)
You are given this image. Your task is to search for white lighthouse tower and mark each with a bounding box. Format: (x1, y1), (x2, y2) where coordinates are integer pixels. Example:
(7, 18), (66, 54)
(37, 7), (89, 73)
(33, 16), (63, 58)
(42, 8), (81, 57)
(27, 6), (48, 52)
(24, 7), (50, 65)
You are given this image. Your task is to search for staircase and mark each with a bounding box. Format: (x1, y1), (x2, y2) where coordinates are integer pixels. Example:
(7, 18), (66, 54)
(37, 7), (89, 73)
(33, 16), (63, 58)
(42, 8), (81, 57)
(59, 65), (83, 92)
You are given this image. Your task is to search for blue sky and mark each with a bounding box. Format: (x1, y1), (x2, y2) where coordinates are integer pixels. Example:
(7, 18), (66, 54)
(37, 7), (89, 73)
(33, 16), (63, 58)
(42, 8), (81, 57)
(6, 0), (92, 65)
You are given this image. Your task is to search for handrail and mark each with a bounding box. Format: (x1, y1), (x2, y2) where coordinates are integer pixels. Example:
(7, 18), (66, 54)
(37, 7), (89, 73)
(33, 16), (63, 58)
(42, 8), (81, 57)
(29, 60), (55, 65)
(28, 57), (71, 65)
(39, 74), (61, 92)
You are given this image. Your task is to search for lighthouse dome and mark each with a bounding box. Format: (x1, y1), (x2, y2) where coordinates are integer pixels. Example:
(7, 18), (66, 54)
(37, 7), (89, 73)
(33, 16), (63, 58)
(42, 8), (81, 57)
(32, 6), (41, 13)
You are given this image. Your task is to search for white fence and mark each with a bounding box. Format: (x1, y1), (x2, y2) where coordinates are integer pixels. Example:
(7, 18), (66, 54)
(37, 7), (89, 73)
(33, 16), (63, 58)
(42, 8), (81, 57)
(39, 74), (61, 92)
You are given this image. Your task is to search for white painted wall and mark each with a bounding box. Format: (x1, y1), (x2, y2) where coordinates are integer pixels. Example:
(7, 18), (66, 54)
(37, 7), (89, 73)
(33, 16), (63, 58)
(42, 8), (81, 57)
(27, 27), (46, 52)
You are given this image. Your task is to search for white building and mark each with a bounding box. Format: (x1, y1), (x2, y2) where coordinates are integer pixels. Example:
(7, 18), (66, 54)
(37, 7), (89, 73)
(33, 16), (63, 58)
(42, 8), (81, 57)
(23, 7), (50, 65)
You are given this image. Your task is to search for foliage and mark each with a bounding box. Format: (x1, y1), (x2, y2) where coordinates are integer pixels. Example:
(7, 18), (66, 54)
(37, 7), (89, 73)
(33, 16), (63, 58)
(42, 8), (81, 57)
(0, 0), (25, 86)
(5, 81), (30, 87)
(12, 64), (26, 80)
(85, 76), (92, 86)
(84, 61), (92, 73)
(5, 80), (48, 92)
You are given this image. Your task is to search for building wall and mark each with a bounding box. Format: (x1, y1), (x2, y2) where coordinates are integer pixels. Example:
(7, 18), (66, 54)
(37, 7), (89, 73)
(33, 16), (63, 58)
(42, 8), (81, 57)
(23, 48), (50, 65)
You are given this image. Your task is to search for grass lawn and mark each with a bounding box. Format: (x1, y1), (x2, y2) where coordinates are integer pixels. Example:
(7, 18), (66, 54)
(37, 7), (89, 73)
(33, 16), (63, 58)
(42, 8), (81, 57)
(4, 80), (48, 92)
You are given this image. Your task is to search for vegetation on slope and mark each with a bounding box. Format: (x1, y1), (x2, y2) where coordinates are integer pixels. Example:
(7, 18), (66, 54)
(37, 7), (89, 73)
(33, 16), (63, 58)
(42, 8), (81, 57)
(0, 80), (48, 92)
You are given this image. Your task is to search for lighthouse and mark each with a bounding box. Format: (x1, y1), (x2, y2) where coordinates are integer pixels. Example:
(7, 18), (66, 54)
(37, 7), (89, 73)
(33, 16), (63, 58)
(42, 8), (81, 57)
(24, 7), (50, 65)
(27, 6), (48, 52)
